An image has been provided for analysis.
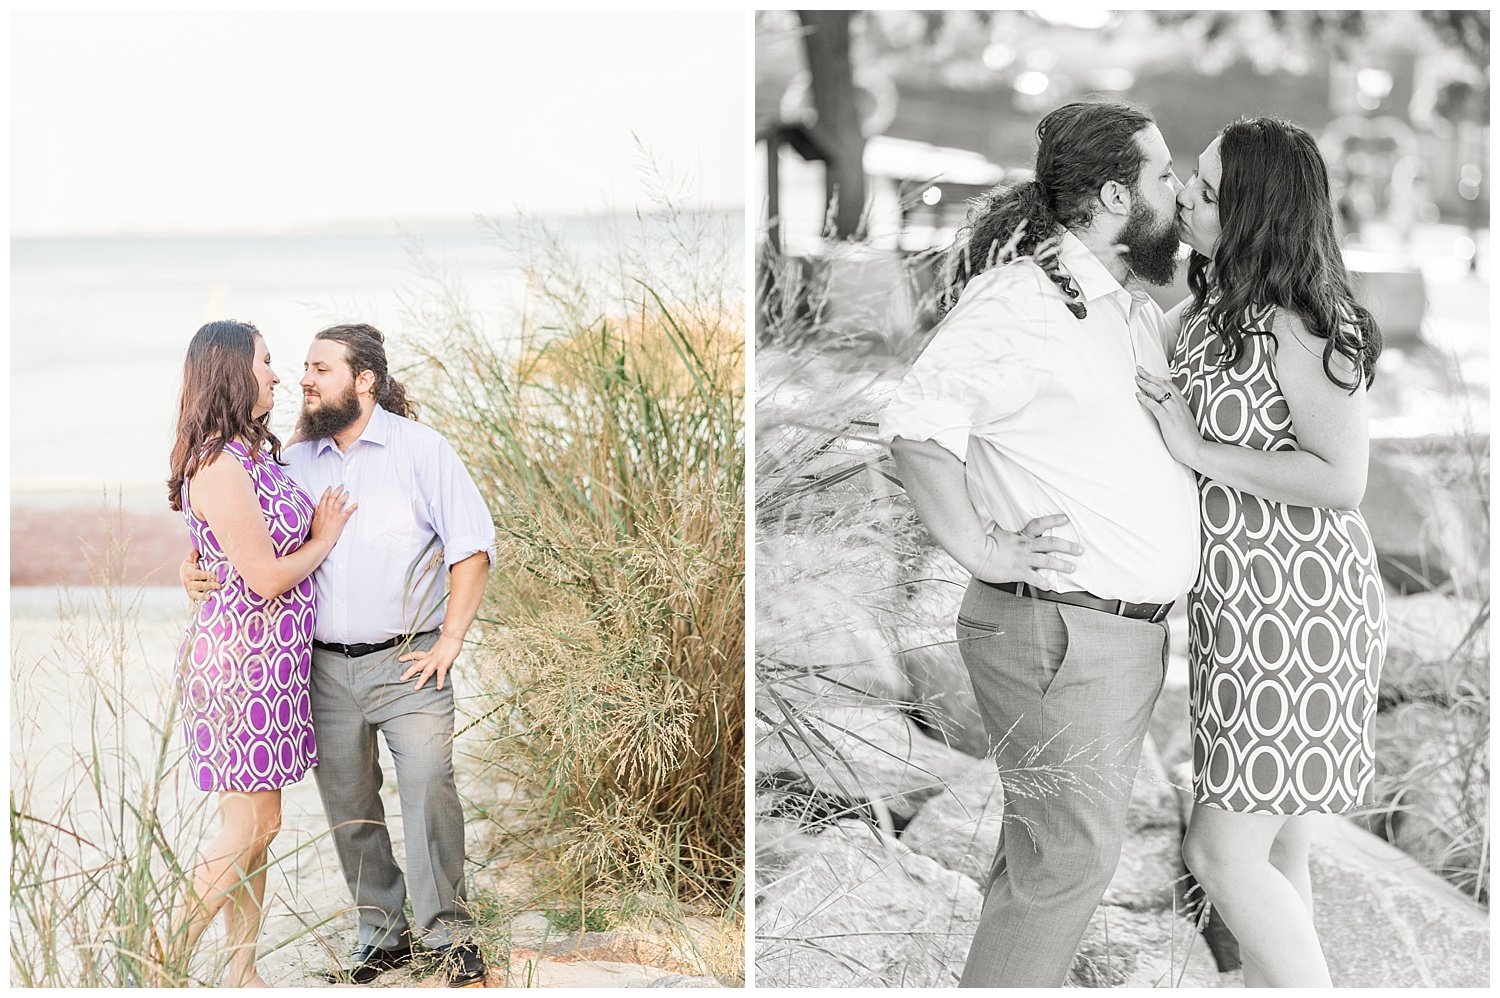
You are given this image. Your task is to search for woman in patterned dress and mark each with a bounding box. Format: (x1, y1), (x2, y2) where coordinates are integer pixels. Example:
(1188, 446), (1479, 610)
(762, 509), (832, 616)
(1134, 117), (1385, 986)
(166, 320), (356, 986)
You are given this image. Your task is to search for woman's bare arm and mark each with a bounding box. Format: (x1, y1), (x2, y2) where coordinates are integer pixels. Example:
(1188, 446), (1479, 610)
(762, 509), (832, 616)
(1136, 309), (1368, 509)
(188, 453), (354, 598)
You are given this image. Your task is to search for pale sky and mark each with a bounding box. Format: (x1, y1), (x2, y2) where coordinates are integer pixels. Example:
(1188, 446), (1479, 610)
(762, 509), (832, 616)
(11, 11), (746, 236)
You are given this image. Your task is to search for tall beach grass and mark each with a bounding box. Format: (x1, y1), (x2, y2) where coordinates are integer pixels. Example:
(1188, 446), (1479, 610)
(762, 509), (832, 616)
(402, 186), (746, 927)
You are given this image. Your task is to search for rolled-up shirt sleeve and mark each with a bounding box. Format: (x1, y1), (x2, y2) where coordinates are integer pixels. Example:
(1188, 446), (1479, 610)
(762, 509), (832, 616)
(878, 265), (1053, 463)
(424, 439), (497, 570)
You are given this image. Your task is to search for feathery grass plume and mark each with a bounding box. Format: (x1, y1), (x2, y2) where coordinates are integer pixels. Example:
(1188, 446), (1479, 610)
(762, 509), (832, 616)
(403, 167), (744, 916)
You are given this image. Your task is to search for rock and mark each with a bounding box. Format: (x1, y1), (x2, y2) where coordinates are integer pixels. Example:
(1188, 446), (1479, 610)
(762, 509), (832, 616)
(896, 628), (988, 757)
(1127, 735), (1180, 833)
(756, 819), (982, 987)
(496, 952), (680, 987)
(1361, 438), (1487, 595)
(757, 551), (910, 703)
(900, 756), (1004, 883)
(1363, 699), (1488, 898)
(758, 519), (920, 704)
(1167, 760), (1196, 828)
(1102, 826), (1183, 913)
(1351, 267), (1427, 345)
(505, 911), (558, 951)
(494, 914), (730, 987)
(548, 933), (693, 974)
(1310, 815), (1489, 987)
(895, 544), (968, 622)
(817, 245), (921, 351)
(1380, 592), (1488, 705)
(904, 737), (1183, 911)
(1148, 652), (1193, 771)
(1069, 905), (1236, 988)
(757, 703), (979, 824)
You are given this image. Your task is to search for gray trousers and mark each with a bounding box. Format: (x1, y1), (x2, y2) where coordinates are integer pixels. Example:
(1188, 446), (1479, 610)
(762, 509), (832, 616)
(309, 631), (471, 950)
(954, 580), (1167, 988)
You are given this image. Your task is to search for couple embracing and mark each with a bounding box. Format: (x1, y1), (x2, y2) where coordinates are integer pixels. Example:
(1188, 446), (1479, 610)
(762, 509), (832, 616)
(166, 321), (493, 986)
(881, 98), (1386, 987)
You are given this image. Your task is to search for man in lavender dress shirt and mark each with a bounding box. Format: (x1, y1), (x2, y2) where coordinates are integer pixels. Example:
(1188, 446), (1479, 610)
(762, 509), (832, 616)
(186, 323), (493, 986)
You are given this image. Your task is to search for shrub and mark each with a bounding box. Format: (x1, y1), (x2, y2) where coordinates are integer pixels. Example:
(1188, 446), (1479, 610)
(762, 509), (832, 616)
(407, 197), (745, 911)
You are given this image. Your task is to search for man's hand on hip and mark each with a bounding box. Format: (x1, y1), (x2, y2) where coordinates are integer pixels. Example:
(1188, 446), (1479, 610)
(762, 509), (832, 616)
(891, 437), (1084, 587)
(398, 633), (465, 691)
(974, 514), (1084, 588)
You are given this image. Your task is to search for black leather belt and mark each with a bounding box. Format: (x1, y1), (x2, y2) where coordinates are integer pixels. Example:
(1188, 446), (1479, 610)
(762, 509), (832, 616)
(984, 580), (1172, 623)
(313, 631), (434, 658)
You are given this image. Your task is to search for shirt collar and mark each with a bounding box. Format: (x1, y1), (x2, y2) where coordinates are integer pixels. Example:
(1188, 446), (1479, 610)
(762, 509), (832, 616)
(311, 402), (392, 456)
(1058, 230), (1129, 304)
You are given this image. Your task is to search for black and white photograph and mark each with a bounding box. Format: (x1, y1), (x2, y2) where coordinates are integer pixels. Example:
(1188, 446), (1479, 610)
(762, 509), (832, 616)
(754, 9), (1488, 988)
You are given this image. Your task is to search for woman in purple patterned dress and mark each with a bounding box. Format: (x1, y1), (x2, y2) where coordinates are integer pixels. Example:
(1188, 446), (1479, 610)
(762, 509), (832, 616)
(166, 320), (355, 986)
(1134, 118), (1384, 986)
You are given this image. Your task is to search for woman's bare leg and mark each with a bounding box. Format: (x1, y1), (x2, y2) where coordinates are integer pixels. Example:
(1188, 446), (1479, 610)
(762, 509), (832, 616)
(1184, 804), (1331, 988)
(1240, 814), (1318, 986)
(168, 789), (281, 985)
(1267, 814), (1316, 911)
(221, 848), (273, 987)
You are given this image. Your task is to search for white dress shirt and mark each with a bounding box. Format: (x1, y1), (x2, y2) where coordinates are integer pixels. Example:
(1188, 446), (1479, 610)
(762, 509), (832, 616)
(285, 404), (496, 644)
(879, 232), (1199, 604)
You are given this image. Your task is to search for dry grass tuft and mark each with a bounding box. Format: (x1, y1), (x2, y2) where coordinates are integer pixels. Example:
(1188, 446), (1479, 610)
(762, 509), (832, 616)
(405, 187), (745, 916)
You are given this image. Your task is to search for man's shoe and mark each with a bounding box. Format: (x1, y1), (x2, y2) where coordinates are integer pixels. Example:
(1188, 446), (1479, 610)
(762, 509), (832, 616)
(323, 942), (414, 984)
(433, 943), (487, 988)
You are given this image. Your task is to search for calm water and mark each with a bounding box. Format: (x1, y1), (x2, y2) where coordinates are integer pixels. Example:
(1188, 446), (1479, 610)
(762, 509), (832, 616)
(12, 214), (741, 505)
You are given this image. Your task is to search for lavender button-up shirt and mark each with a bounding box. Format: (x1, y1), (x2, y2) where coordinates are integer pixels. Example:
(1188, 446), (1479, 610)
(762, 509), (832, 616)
(284, 404), (496, 645)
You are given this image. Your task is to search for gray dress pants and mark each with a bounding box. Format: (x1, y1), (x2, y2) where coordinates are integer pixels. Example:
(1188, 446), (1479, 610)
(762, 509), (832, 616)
(309, 630), (471, 950)
(954, 580), (1168, 987)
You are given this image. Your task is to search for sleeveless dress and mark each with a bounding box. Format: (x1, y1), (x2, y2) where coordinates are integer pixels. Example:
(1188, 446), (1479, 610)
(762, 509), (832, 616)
(1171, 302), (1386, 814)
(178, 439), (319, 792)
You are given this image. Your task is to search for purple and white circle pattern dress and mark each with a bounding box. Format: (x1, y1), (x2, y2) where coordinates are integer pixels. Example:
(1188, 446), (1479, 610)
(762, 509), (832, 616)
(1172, 301), (1386, 815)
(178, 439), (318, 792)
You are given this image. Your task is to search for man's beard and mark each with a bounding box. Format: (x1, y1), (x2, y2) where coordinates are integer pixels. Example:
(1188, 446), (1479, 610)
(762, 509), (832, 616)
(297, 382), (362, 440)
(1119, 197), (1181, 286)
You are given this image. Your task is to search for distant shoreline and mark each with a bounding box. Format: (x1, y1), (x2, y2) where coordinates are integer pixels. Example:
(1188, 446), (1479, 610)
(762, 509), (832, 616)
(10, 206), (746, 242)
(11, 493), (188, 587)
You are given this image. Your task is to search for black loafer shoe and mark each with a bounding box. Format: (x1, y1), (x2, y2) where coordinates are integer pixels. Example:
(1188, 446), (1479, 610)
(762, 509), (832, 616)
(324, 942), (414, 984)
(433, 943), (486, 987)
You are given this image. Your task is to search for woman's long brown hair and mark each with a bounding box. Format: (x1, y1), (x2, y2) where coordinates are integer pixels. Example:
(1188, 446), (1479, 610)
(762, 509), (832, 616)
(1185, 116), (1381, 391)
(167, 320), (284, 512)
